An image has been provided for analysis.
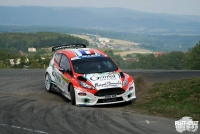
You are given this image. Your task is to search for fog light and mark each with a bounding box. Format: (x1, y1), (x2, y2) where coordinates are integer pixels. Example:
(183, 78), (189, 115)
(128, 93), (132, 98)
(83, 98), (90, 103)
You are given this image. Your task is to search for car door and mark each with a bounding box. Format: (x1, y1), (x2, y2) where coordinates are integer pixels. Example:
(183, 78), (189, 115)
(59, 54), (72, 96)
(53, 53), (63, 89)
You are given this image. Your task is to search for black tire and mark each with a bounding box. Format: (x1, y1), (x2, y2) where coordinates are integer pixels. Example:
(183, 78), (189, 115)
(70, 84), (76, 105)
(45, 73), (53, 92)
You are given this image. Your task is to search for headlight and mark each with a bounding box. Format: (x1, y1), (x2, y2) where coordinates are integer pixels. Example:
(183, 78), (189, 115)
(79, 81), (95, 90)
(123, 76), (128, 86)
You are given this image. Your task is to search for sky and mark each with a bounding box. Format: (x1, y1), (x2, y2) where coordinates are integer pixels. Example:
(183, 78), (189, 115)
(0, 0), (200, 16)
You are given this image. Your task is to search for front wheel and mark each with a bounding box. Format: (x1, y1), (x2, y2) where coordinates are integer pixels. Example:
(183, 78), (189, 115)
(70, 84), (76, 105)
(45, 73), (53, 92)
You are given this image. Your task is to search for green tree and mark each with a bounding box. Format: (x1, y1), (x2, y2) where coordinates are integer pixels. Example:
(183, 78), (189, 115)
(186, 41), (200, 69)
(17, 56), (27, 68)
(0, 62), (7, 68)
(130, 51), (186, 70)
(29, 60), (41, 69)
(104, 50), (125, 67)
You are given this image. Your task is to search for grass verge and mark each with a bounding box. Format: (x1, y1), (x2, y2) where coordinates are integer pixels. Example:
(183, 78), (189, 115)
(131, 77), (200, 121)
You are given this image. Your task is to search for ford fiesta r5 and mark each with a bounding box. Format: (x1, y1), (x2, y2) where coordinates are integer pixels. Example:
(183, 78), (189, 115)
(45, 44), (136, 106)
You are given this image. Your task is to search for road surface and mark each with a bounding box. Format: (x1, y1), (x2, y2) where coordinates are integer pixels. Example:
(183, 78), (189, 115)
(0, 69), (199, 134)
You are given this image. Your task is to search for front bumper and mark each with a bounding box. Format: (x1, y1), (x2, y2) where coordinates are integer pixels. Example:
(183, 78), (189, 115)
(74, 84), (136, 106)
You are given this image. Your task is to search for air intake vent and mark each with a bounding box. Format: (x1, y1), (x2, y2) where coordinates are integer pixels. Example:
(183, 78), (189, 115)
(95, 88), (124, 96)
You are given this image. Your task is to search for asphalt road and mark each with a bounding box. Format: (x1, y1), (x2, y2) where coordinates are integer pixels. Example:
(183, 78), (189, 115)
(0, 69), (200, 134)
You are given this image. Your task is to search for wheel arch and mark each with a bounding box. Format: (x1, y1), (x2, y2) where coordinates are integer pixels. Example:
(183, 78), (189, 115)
(68, 82), (73, 92)
(45, 66), (55, 83)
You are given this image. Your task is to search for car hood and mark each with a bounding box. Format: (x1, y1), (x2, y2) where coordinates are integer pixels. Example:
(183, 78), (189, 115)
(84, 72), (122, 90)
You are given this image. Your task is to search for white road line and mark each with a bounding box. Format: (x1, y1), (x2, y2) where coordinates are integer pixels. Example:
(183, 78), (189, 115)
(0, 124), (50, 134)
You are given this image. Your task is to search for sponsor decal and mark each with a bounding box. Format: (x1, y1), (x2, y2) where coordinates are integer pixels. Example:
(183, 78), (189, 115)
(55, 72), (62, 83)
(85, 72), (122, 88)
(175, 116), (199, 133)
(95, 81), (121, 88)
(71, 53), (102, 60)
(90, 72), (119, 81)
(62, 76), (69, 84)
(52, 44), (86, 51)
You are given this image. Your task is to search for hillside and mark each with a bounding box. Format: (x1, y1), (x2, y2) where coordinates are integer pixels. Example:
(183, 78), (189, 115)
(71, 34), (152, 54)
(1, 6), (200, 34)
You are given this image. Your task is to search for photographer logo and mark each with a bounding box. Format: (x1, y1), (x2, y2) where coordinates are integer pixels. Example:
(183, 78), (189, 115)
(175, 116), (198, 133)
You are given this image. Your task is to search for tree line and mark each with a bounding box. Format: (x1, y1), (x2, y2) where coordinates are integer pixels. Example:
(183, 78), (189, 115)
(105, 41), (200, 70)
(0, 49), (51, 68)
(0, 32), (89, 68)
(1, 41), (200, 69)
(0, 32), (89, 52)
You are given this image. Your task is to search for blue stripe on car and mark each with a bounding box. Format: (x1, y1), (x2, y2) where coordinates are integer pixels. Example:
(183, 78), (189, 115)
(79, 49), (87, 55)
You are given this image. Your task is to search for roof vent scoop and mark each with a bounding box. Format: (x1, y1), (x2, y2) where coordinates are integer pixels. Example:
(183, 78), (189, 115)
(79, 49), (95, 55)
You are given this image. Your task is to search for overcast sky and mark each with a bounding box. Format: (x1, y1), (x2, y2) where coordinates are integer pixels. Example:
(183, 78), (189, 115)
(1, 0), (200, 16)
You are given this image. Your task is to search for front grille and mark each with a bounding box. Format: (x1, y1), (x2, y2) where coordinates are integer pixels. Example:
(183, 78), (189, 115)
(95, 88), (124, 96)
(97, 97), (123, 103)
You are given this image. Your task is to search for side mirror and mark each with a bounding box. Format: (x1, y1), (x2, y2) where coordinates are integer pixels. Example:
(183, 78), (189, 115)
(120, 72), (125, 78)
(66, 69), (73, 76)
(59, 68), (65, 73)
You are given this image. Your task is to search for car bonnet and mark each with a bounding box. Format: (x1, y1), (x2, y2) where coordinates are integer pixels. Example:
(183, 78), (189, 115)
(84, 72), (122, 90)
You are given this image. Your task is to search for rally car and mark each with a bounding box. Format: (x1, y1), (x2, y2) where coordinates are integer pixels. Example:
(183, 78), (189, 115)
(45, 44), (136, 106)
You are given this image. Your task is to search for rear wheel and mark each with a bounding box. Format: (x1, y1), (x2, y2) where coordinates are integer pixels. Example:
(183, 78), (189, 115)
(45, 73), (52, 92)
(70, 85), (76, 105)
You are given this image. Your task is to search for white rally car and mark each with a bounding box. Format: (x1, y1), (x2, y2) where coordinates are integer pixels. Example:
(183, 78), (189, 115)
(45, 44), (136, 106)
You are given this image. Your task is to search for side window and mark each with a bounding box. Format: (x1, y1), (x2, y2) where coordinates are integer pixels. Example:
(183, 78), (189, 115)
(54, 53), (62, 64)
(60, 55), (70, 71)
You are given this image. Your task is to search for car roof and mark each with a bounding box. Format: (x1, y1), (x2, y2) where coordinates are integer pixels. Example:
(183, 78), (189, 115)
(56, 48), (108, 59)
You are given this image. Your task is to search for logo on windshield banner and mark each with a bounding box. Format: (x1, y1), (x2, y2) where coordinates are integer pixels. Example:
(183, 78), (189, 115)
(175, 116), (199, 133)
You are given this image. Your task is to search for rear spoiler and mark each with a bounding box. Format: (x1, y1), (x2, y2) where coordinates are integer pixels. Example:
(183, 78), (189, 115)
(52, 44), (86, 52)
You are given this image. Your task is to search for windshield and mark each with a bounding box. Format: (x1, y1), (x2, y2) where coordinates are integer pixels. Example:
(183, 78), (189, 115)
(72, 57), (118, 74)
